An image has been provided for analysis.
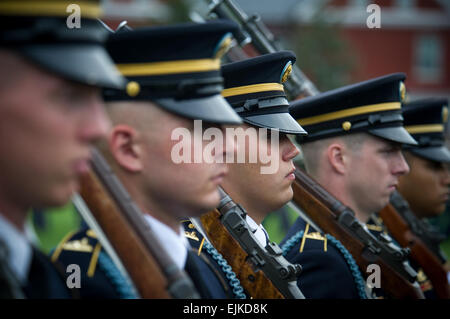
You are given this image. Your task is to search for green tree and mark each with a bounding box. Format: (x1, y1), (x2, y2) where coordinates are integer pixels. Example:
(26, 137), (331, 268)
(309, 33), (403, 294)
(288, 11), (357, 91)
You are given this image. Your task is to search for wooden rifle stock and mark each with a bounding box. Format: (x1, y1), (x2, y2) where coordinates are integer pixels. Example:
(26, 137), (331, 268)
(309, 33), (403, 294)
(379, 204), (450, 298)
(292, 168), (425, 299)
(200, 210), (285, 299)
(79, 169), (169, 298)
(78, 148), (199, 299)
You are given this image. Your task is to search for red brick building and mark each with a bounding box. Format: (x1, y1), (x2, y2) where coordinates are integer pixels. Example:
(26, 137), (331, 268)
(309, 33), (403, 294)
(100, 0), (450, 100)
(323, 0), (450, 99)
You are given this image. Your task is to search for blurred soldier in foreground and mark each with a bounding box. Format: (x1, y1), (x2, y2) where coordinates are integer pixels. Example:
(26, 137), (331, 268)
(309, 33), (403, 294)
(0, 0), (124, 298)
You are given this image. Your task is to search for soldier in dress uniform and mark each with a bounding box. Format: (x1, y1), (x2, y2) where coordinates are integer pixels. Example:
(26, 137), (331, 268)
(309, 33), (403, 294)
(51, 20), (246, 298)
(400, 98), (450, 273)
(182, 51), (307, 298)
(368, 98), (450, 298)
(281, 73), (418, 298)
(398, 98), (450, 222)
(0, 0), (125, 298)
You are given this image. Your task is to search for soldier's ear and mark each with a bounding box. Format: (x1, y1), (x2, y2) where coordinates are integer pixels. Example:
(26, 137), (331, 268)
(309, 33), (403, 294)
(109, 124), (143, 172)
(326, 142), (347, 175)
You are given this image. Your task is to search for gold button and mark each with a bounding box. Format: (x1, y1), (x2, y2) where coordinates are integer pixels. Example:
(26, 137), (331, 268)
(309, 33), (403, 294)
(126, 81), (140, 97)
(342, 121), (352, 131)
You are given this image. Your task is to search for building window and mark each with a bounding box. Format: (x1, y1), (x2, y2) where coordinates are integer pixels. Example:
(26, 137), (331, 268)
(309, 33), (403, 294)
(414, 34), (443, 83)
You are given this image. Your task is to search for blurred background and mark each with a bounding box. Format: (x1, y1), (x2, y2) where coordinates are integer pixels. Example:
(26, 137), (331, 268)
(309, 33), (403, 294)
(31, 0), (450, 260)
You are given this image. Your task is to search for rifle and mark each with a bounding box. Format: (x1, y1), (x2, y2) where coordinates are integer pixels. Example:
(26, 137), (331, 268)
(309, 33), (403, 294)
(390, 191), (448, 263)
(292, 168), (425, 299)
(202, 0), (319, 99)
(379, 192), (450, 298)
(77, 148), (200, 299)
(199, 187), (304, 299)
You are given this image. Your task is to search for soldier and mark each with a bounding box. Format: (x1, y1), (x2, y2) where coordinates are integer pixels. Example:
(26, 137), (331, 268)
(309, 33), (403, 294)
(183, 51), (307, 298)
(0, 0), (125, 298)
(281, 73), (417, 298)
(397, 98), (450, 221)
(219, 51), (306, 232)
(369, 98), (450, 297)
(51, 21), (245, 298)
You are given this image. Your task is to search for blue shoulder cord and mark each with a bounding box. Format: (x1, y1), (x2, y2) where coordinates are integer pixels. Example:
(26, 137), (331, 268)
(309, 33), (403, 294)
(281, 230), (368, 299)
(49, 247), (137, 298)
(97, 244), (247, 299)
(96, 251), (138, 299)
(202, 241), (247, 299)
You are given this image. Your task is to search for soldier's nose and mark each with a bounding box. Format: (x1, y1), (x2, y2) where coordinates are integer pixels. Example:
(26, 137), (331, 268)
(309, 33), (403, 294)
(282, 137), (300, 162)
(394, 152), (410, 176)
(80, 98), (111, 142)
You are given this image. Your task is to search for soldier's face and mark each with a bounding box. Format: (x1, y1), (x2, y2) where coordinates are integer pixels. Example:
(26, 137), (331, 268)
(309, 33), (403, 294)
(221, 125), (300, 218)
(138, 108), (236, 219)
(346, 135), (410, 218)
(398, 154), (450, 218)
(0, 53), (110, 213)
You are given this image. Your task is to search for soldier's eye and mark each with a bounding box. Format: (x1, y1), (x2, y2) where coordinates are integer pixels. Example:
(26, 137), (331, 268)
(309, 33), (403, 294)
(426, 161), (444, 171)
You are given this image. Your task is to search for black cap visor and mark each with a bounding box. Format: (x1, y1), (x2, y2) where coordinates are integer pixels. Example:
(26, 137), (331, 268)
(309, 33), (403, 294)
(369, 126), (418, 146)
(155, 94), (242, 125)
(408, 146), (450, 163)
(20, 44), (125, 89)
(243, 112), (308, 135)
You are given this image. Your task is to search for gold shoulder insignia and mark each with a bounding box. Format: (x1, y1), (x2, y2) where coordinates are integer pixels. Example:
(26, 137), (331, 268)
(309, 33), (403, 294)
(366, 224), (384, 232)
(299, 223), (328, 253)
(87, 242), (102, 278)
(51, 230), (78, 262)
(62, 237), (94, 253)
(367, 216), (390, 235)
(86, 229), (97, 238)
(417, 269), (427, 282)
(182, 221), (200, 241)
(416, 269), (433, 292)
(185, 230), (200, 242)
(373, 215), (384, 226)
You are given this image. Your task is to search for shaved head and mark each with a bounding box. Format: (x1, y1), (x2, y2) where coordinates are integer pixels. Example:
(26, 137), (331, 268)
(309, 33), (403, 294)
(105, 100), (159, 129)
(301, 133), (367, 178)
